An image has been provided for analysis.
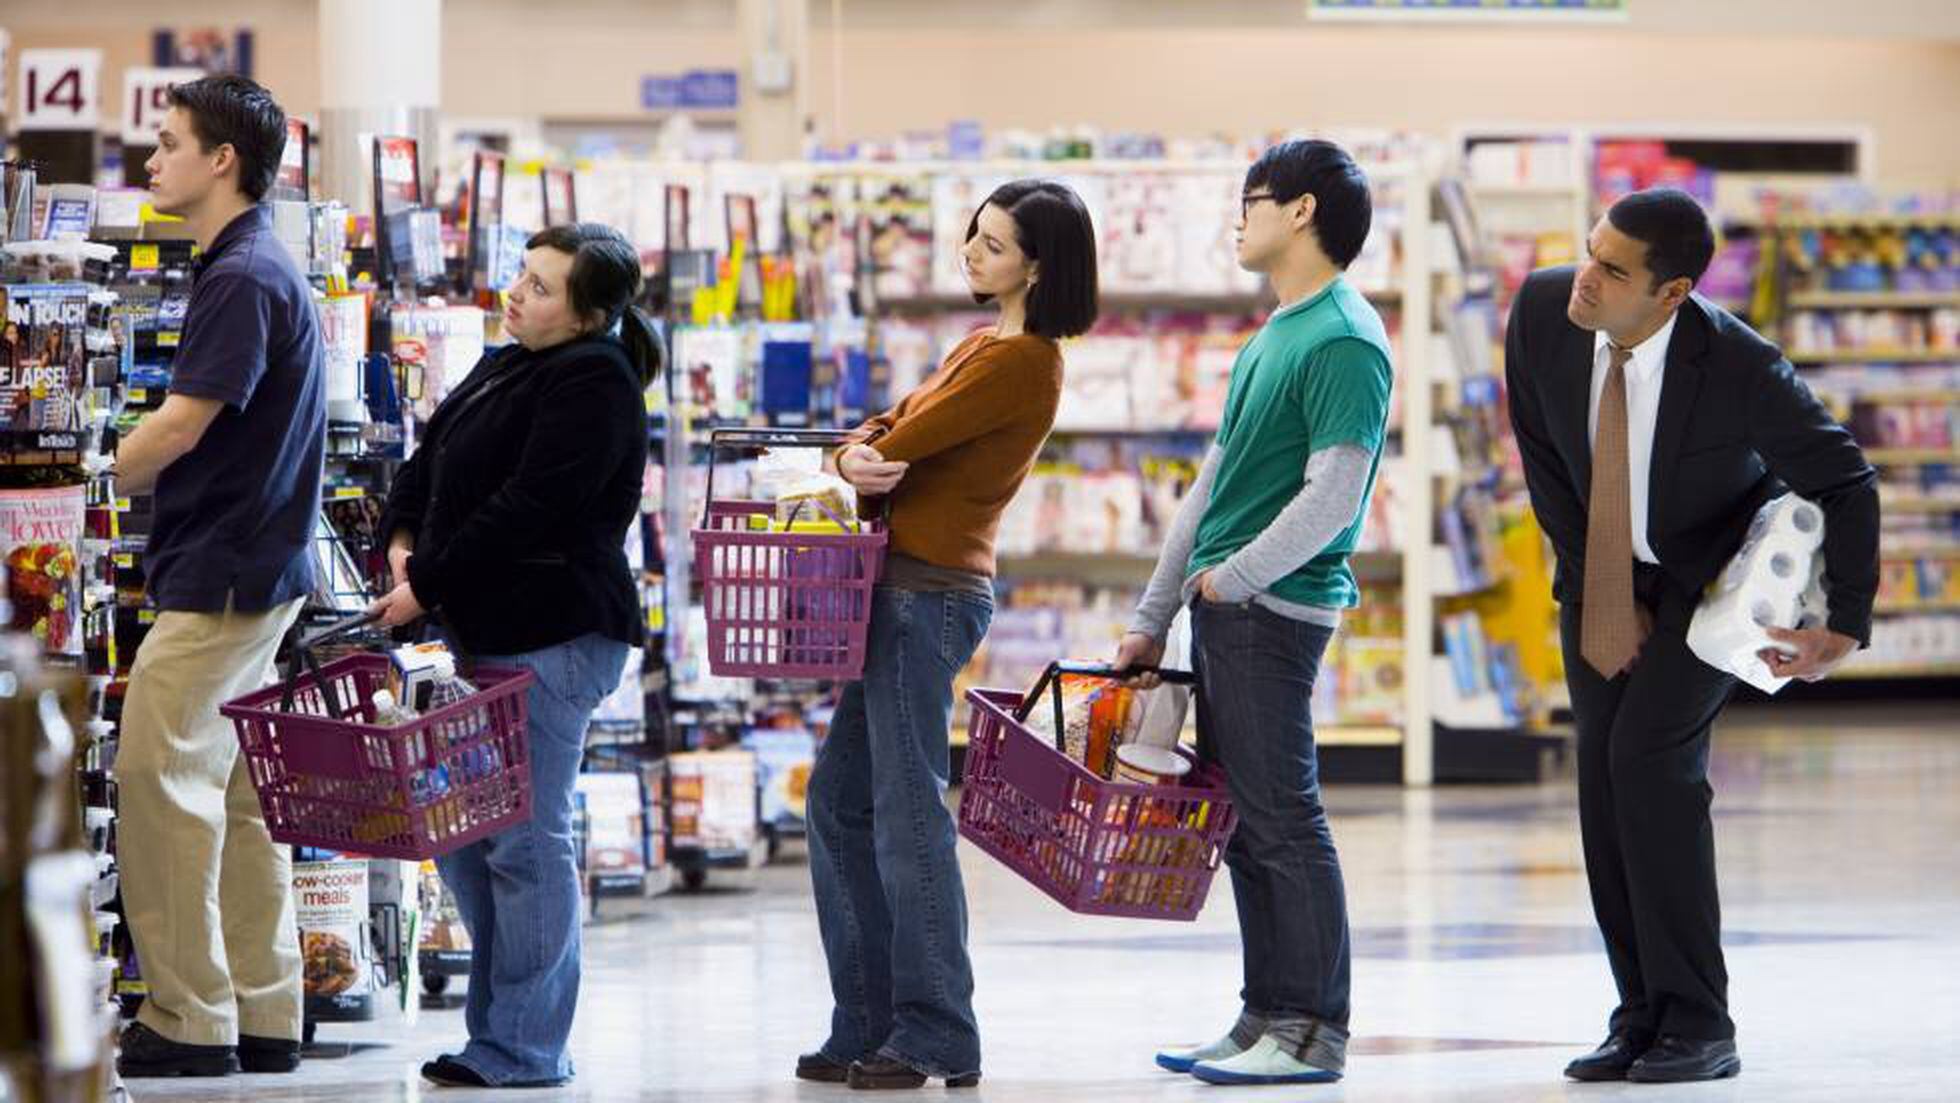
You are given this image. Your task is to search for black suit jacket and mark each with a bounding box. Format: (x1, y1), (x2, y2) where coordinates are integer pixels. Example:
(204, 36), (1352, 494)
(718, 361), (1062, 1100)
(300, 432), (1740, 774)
(1504, 266), (1879, 646)
(380, 334), (648, 656)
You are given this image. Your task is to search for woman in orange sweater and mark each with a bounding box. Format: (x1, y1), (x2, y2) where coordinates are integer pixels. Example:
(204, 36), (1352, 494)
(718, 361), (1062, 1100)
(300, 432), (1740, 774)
(798, 180), (1098, 1091)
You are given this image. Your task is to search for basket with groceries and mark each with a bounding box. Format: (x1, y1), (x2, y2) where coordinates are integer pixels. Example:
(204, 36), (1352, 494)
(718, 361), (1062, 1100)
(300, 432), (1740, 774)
(219, 612), (537, 861)
(690, 427), (889, 680)
(958, 661), (1238, 921)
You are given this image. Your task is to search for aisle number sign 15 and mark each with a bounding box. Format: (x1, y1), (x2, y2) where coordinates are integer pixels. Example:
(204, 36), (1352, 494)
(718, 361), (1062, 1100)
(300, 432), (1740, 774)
(16, 49), (103, 132)
(123, 68), (207, 146)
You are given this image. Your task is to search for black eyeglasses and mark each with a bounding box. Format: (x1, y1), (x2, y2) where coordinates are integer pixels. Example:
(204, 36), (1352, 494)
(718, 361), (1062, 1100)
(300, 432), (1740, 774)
(1240, 191), (1277, 220)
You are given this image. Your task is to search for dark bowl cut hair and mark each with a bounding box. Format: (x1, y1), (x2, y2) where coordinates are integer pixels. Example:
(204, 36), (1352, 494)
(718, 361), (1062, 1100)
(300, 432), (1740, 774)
(963, 179), (1100, 339)
(1243, 139), (1374, 269)
(166, 74), (288, 203)
(1605, 187), (1717, 292)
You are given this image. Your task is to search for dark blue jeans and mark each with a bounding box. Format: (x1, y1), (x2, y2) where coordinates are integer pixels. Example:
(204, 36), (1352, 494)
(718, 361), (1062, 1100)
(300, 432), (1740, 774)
(434, 633), (630, 1085)
(806, 585), (993, 1079)
(1191, 598), (1351, 1050)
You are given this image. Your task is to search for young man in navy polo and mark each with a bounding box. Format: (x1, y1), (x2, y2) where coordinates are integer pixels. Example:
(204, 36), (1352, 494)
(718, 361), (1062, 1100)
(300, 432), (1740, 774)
(112, 74), (326, 1080)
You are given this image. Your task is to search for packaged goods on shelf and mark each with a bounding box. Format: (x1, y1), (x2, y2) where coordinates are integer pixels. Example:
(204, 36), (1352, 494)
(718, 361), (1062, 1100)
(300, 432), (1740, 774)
(1786, 307), (1958, 356)
(576, 772), (649, 895)
(1845, 612), (1960, 675)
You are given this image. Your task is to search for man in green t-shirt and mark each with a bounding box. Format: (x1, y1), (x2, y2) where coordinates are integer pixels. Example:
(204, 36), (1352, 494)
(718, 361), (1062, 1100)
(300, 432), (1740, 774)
(1116, 140), (1393, 1086)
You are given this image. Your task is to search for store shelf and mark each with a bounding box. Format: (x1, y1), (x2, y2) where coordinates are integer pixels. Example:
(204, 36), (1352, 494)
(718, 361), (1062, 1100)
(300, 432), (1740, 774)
(1753, 214), (1960, 231)
(1874, 600), (1960, 615)
(1836, 661), (1960, 680)
(1788, 349), (1957, 365)
(1466, 183), (1582, 200)
(1842, 389), (1960, 406)
(1319, 724), (1403, 747)
(1864, 448), (1960, 465)
(1788, 290), (1960, 310)
(1879, 497), (1960, 514)
(995, 551), (1157, 586)
(1047, 426), (1216, 439)
(1882, 550), (1960, 567)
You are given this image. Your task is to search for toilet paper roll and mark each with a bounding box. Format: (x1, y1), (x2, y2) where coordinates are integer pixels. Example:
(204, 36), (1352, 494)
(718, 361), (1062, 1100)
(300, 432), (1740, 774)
(1749, 494), (1826, 551)
(1688, 492), (1829, 695)
(1713, 532), (1814, 601)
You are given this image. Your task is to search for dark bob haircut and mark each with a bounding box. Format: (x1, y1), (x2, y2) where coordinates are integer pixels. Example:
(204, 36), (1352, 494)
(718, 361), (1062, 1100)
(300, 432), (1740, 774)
(1244, 139), (1373, 269)
(166, 74), (287, 203)
(964, 179), (1099, 340)
(1605, 187), (1717, 291)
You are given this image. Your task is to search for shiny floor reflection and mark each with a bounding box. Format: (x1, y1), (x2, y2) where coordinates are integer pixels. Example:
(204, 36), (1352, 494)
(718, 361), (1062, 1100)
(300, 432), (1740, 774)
(127, 702), (1960, 1101)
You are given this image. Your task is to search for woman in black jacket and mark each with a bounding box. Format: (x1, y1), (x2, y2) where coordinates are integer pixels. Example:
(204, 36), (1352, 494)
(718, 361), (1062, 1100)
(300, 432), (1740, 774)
(370, 223), (659, 1090)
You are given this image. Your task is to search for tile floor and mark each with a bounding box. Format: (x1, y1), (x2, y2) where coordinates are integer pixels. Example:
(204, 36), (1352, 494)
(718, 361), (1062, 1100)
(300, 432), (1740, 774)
(124, 701), (1960, 1101)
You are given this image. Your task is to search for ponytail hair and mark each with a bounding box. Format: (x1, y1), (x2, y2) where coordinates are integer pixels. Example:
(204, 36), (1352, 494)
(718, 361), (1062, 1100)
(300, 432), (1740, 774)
(525, 222), (665, 387)
(617, 305), (665, 390)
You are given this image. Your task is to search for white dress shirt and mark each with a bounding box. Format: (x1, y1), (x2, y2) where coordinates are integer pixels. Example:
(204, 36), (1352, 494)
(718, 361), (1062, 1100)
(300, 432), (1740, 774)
(1588, 310), (1678, 565)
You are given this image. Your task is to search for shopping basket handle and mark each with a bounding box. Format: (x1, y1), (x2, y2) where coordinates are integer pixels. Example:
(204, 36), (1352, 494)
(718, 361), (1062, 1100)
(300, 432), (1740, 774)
(702, 426), (893, 527)
(1013, 660), (1200, 751)
(296, 610), (382, 651)
(1055, 660), (1198, 686)
(277, 611), (381, 718)
(707, 426), (861, 451)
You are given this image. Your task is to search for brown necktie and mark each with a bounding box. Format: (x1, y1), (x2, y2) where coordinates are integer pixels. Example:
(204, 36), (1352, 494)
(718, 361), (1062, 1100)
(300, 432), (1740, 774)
(1582, 344), (1638, 677)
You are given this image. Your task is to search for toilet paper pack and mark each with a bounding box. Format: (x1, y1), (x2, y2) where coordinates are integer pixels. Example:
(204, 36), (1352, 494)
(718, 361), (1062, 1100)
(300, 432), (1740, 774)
(1687, 493), (1829, 694)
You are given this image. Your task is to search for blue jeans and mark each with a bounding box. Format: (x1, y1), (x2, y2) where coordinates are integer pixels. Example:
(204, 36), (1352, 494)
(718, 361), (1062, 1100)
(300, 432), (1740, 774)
(806, 586), (993, 1079)
(1191, 599), (1352, 1059)
(434, 632), (630, 1085)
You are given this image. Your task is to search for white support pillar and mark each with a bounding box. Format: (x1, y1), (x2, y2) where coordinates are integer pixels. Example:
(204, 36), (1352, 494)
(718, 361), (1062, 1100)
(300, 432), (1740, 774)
(736, 0), (809, 162)
(317, 0), (442, 213)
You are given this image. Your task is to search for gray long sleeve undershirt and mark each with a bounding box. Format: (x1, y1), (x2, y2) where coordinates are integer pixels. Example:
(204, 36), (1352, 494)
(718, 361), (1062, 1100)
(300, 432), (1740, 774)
(1128, 443), (1375, 640)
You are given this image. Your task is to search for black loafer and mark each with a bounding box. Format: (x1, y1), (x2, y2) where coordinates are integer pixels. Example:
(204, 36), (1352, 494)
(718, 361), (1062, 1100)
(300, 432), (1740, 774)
(1626, 1035), (1740, 1083)
(421, 1055), (570, 1089)
(1563, 1031), (1653, 1082)
(422, 1056), (493, 1088)
(116, 1022), (233, 1079)
(239, 1033), (302, 1073)
(847, 1056), (981, 1090)
(796, 1051), (852, 1083)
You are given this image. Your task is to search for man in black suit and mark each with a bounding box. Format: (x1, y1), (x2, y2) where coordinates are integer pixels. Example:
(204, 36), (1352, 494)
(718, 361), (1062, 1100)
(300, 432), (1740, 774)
(1505, 188), (1878, 1084)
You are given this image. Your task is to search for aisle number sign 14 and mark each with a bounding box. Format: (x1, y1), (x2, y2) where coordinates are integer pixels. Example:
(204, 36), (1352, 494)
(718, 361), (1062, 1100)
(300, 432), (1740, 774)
(122, 68), (206, 146)
(16, 49), (103, 131)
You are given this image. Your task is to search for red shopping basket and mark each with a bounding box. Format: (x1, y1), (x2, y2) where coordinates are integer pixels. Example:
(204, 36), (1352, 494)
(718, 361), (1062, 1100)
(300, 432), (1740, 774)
(219, 613), (537, 861)
(958, 662), (1238, 921)
(690, 428), (887, 680)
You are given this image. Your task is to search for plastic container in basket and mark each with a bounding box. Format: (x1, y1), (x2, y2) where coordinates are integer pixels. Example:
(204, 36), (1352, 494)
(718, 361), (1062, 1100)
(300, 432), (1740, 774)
(690, 428), (888, 679)
(219, 615), (537, 861)
(957, 662), (1238, 921)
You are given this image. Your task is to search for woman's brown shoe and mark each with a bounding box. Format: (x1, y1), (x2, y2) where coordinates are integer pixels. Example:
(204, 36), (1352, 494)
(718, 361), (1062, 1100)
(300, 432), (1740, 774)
(846, 1056), (980, 1090)
(795, 1051), (851, 1083)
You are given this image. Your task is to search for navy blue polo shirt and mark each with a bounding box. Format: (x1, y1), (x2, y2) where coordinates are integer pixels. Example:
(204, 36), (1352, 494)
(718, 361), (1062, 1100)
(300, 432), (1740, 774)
(145, 205), (326, 613)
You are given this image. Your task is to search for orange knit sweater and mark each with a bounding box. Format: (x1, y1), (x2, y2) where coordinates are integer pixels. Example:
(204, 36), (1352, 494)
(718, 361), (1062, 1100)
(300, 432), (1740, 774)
(850, 331), (1062, 577)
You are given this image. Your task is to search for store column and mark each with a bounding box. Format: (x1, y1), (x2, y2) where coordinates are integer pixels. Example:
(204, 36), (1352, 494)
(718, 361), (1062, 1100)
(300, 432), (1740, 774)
(316, 0), (442, 213)
(736, 0), (809, 161)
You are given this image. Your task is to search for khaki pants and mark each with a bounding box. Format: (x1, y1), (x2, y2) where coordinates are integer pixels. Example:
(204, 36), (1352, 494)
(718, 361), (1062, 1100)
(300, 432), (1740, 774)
(117, 597), (305, 1046)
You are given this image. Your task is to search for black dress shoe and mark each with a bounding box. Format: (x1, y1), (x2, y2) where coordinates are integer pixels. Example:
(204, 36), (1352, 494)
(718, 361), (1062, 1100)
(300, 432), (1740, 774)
(239, 1033), (302, 1073)
(1626, 1035), (1741, 1083)
(116, 1022), (234, 1078)
(1563, 1031), (1652, 1082)
(422, 1056), (493, 1088)
(847, 1056), (981, 1090)
(796, 1051), (851, 1083)
(421, 1055), (571, 1089)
